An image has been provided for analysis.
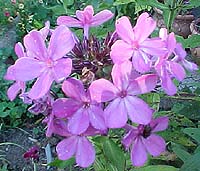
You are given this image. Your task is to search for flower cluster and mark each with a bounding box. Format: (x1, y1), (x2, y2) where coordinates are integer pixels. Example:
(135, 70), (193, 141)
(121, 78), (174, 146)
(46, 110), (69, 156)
(5, 5), (198, 168)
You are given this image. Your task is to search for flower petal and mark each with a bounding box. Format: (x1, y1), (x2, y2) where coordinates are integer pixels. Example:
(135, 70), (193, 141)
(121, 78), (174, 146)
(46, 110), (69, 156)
(53, 58), (72, 82)
(40, 21), (50, 39)
(104, 98), (128, 128)
(160, 68), (177, 96)
(124, 96), (152, 125)
(62, 78), (85, 101)
(167, 61), (186, 81)
(131, 137), (147, 167)
(68, 108), (89, 134)
(115, 16), (135, 43)
(122, 128), (138, 150)
(111, 61), (132, 90)
(4, 65), (16, 80)
(76, 136), (95, 168)
(134, 12), (156, 43)
(53, 98), (81, 118)
(143, 134), (166, 156)
(56, 137), (78, 160)
(89, 78), (117, 103)
(88, 105), (107, 130)
(91, 10), (113, 27)
(13, 57), (45, 81)
(111, 40), (133, 64)
(150, 116), (169, 133)
(141, 38), (167, 56)
(57, 16), (82, 27)
(182, 59), (198, 71)
(24, 30), (48, 60)
(48, 25), (75, 60)
(128, 74), (157, 96)
(15, 42), (26, 58)
(28, 71), (54, 99)
(7, 82), (24, 101)
(132, 50), (151, 73)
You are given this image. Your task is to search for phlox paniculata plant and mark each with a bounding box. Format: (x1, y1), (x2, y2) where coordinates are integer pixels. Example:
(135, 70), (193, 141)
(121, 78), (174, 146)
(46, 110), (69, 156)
(5, 5), (198, 168)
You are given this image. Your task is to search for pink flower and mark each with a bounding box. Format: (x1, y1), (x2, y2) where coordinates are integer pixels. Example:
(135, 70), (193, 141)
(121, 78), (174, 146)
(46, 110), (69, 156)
(110, 13), (166, 73)
(44, 113), (104, 168)
(122, 116), (168, 166)
(4, 11), (10, 17)
(10, 25), (75, 99)
(90, 61), (157, 128)
(57, 5), (114, 39)
(154, 28), (186, 95)
(56, 126), (104, 168)
(4, 43), (26, 101)
(52, 78), (107, 135)
(173, 43), (198, 71)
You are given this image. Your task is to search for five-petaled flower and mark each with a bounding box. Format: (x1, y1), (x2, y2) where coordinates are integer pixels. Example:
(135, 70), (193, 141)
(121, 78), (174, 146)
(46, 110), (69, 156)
(111, 13), (166, 73)
(90, 61), (157, 128)
(122, 116), (168, 166)
(52, 77), (107, 135)
(57, 5), (113, 39)
(9, 25), (75, 99)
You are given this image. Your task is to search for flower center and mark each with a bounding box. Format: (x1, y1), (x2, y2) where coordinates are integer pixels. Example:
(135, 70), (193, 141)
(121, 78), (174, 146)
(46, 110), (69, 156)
(83, 101), (90, 108)
(46, 59), (54, 68)
(118, 90), (127, 98)
(138, 125), (152, 138)
(132, 41), (139, 50)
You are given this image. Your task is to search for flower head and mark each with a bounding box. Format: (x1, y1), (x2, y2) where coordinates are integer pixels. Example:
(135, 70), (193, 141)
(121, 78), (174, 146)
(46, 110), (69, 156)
(57, 5), (114, 38)
(154, 28), (187, 95)
(122, 116), (168, 166)
(10, 25), (75, 99)
(111, 13), (166, 73)
(90, 61), (157, 128)
(52, 78), (107, 135)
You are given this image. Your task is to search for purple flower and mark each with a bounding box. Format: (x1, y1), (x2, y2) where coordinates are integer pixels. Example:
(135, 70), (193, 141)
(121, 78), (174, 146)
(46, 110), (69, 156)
(173, 43), (198, 71)
(110, 13), (166, 73)
(52, 78), (107, 135)
(56, 126), (104, 168)
(10, 25), (75, 99)
(122, 116), (168, 166)
(57, 5), (114, 39)
(44, 113), (103, 168)
(154, 28), (186, 95)
(4, 43), (26, 101)
(90, 61), (157, 128)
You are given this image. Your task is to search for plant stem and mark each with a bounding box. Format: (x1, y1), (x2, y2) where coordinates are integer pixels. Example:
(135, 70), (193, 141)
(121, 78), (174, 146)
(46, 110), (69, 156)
(167, 0), (177, 32)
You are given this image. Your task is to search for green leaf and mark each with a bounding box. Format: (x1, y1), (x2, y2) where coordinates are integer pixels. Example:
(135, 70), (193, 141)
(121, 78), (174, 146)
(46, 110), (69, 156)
(172, 144), (191, 162)
(62, 0), (74, 6)
(181, 151), (200, 171)
(136, 0), (168, 10)
(113, 0), (135, 6)
(103, 138), (125, 171)
(183, 128), (200, 143)
(48, 158), (75, 169)
(176, 34), (200, 48)
(132, 165), (179, 171)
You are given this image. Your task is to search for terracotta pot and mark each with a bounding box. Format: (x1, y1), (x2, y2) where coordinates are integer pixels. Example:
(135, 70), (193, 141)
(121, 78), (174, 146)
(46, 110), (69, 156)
(190, 19), (200, 65)
(153, 8), (194, 38)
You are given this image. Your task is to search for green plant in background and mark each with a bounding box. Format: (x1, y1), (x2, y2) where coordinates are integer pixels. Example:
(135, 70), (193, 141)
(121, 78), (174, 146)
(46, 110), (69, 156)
(0, 1), (200, 171)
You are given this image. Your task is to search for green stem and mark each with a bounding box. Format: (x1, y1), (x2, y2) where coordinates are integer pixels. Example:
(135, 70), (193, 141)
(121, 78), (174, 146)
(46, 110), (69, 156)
(167, 0), (176, 32)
